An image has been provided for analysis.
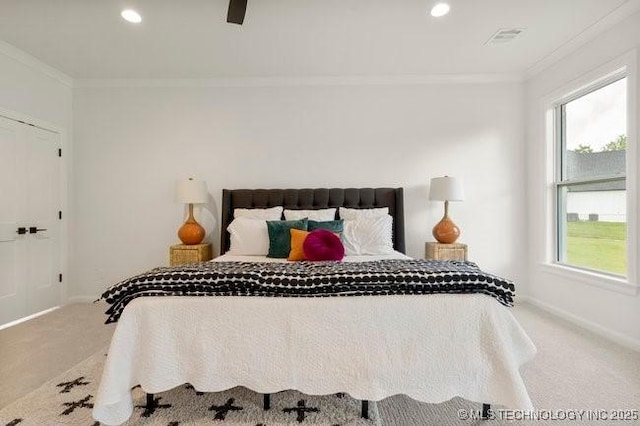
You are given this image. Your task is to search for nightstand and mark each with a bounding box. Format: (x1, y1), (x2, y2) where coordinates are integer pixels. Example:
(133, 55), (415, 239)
(170, 243), (213, 266)
(425, 242), (468, 261)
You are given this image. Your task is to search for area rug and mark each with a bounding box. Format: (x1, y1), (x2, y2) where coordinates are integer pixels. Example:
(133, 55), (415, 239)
(0, 349), (380, 425)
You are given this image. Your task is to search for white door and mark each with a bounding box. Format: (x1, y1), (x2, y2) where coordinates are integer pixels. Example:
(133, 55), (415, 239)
(0, 116), (27, 324)
(0, 115), (62, 326)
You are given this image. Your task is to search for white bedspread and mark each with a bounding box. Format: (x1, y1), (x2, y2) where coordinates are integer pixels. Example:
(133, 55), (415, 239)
(93, 254), (536, 425)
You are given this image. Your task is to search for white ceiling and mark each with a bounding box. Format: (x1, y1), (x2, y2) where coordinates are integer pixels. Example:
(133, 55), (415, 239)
(0, 0), (637, 79)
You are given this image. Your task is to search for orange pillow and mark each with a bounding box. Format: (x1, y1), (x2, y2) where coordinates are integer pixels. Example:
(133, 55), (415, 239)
(288, 229), (311, 261)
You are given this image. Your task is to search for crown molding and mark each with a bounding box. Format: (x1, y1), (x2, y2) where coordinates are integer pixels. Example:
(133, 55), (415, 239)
(0, 40), (73, 88)
(74, 73), (524, 88)
(525, 0), (640, 79)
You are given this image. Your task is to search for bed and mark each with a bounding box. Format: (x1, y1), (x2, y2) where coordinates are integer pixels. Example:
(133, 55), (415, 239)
(93, 187), (536, 425)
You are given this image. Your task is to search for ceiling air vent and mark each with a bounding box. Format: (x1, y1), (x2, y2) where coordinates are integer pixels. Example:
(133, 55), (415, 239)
(485, 28), (525, 45)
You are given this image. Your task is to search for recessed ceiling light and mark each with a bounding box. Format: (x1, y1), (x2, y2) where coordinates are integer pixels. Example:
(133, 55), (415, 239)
(430, 3), (450, 18)
(121, 9), (142, 24)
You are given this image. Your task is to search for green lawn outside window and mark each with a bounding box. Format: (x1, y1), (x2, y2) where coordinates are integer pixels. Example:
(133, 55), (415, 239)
(566, 221), (626, 275)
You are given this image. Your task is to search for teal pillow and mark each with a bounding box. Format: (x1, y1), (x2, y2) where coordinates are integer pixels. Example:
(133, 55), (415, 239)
(308, 219), (344, 233)
(267, 218), (308, 258)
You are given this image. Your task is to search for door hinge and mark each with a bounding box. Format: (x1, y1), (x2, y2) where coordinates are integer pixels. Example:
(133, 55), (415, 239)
(58, 148), (62, 157)
(59, 210), (62, 220)
(59, 273), (62, 283)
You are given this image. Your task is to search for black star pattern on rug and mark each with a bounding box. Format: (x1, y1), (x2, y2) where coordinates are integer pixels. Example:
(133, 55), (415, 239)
(335, 392), (346, 398)
(209, 398), (243, 420)
(56, 376), (89, 393)
(185, 384), (204, 395)
(283, 399), (320, 423)
(5, 419), (22, 426)
(168, 422), (180, 426)
(60, 394), (93, 416)
(135, 396), (172, 417)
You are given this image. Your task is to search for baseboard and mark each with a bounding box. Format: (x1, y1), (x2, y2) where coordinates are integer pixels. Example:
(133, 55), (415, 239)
(0, 306), (60, 331)
(521, 295), (640, 352)
(66, 295), (100, 304)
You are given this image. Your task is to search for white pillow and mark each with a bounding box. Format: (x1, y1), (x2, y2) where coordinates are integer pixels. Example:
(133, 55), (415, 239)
(342, 215), (394, 256)
(234, 206), (283, 220)
(227, 217), (270, 255)
(284, 208), (336, 221)
(339, 207), (389, 221)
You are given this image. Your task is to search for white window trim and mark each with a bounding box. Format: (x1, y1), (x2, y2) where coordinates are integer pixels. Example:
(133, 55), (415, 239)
(540, 49), (638, 295)
(554, 73), (627, 274)
(538, 263), (638, 296)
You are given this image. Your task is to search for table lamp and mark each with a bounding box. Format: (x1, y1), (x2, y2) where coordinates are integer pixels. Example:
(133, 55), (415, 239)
(175, 178), (208, 245)
(429, 176), (464, 244)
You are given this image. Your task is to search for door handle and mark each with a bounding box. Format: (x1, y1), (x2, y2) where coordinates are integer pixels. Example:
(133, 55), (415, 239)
(29, 227), (48, 234)
(17, 227), (27, 235)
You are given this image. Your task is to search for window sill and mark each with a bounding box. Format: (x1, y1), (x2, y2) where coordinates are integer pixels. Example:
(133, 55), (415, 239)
(538, 263), (639, 296)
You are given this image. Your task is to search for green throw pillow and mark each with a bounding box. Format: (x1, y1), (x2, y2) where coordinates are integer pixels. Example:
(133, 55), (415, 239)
(308, 219), (344, 233)
(267, 218), (308, 258)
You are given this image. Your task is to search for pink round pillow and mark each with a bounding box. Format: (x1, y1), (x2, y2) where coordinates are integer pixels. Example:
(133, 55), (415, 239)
(303, 229), (345, 261)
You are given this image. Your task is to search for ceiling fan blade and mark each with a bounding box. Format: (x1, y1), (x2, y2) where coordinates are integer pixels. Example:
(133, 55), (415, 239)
(227, 0), (247, 25)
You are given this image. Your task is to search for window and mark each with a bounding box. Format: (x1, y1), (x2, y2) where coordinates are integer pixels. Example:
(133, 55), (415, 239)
(555, 76), (627, 276)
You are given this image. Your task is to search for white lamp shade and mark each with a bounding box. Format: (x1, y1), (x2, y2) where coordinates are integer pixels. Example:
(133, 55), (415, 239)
(429, 176), (464, 201)
(175, 179), (208, 204)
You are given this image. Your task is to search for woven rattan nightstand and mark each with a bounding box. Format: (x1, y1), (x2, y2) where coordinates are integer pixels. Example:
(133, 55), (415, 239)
(425, 242), (468, 261)
(170, 243), (213, 266)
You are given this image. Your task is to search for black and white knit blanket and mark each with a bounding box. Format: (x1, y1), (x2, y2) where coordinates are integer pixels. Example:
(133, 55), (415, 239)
(101, 259), (515, 323)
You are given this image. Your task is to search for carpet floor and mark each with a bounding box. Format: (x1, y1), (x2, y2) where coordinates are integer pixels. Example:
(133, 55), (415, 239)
(0, 347), (381, 425)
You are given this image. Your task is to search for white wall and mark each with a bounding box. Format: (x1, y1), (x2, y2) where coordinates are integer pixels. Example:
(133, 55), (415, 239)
(525, 11), (640, 349)
(72, 80), (526, 298)
(0, 43), (72, 128)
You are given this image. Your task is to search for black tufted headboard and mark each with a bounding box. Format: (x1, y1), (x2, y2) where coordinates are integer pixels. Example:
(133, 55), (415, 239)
(220, 188), (405, 255)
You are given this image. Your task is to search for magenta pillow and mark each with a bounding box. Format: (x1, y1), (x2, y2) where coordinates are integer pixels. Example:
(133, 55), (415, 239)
(303, 229), (345, 261)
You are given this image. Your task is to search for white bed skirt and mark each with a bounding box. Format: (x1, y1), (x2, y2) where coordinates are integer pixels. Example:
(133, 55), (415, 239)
(93, 294), (536, 425)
